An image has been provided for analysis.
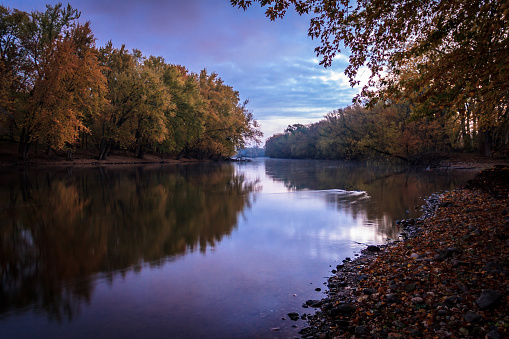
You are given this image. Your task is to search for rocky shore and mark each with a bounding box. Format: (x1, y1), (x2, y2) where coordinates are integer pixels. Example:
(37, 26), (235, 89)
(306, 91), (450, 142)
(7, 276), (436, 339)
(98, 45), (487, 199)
(298, 165), (509, 338)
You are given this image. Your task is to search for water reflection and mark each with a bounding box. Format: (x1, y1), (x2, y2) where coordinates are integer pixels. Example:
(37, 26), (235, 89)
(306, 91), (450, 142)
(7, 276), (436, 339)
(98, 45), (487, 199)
(0, 159), (475, 338)
(264, 158), (473, 242)
(0, 164), (258, 321)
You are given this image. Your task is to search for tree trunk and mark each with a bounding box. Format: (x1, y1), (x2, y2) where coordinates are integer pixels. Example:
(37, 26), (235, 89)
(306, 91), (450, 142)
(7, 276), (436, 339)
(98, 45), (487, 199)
(134, 142), (145, 159)
(98, 139), (112, 160)
(18, 127), (31, 160)
(177, 145), (189, 160)
(482, 130), (493, 157)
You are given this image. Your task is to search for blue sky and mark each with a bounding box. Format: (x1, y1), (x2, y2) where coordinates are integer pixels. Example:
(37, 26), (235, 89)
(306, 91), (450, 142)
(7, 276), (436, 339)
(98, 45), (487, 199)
(3, 0), (367, 142)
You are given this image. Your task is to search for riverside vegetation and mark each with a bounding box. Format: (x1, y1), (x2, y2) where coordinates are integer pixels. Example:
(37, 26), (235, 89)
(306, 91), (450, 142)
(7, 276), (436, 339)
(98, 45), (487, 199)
(0, 4), (262, 162)
(233, 0), (508, 163)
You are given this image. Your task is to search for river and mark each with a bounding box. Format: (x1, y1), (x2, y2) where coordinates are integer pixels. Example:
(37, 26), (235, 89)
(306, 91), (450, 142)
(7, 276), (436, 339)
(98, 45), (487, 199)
(0, 158), (475, 338)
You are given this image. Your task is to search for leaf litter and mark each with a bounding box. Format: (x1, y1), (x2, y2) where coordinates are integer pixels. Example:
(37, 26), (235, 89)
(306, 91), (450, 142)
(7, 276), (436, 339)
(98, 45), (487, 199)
(300, 165), (509, 338)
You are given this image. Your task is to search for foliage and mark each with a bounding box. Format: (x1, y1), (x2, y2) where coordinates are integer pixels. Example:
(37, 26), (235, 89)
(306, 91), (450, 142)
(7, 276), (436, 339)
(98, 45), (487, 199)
(0, 3), (262, 160)
(232, 0), (509, 156)
(0, 3), (105, 158)
(265, 103), (455, 163)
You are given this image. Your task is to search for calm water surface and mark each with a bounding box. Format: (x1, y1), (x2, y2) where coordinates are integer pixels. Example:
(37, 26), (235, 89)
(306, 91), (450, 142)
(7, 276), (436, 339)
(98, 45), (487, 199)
(0, 159), (475, 338)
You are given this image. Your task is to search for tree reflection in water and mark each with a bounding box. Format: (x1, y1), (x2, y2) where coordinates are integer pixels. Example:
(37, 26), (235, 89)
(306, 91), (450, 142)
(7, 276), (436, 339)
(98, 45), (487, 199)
(264, 159), (473, 243)
(0, 163), (258, 321)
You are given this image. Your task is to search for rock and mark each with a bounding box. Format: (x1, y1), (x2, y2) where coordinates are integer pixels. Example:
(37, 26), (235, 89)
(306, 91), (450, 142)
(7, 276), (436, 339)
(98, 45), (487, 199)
(386, 293), (400, 303)
(411, 297), (424, 303)
(287, 312), (300, 321)
(410, 253), (421, 259)
(463, 311), (482, 323)
(405, 283), (417, 292)
(356, 274), (369, 281)
(363, 288), (377, 295)
(482, 262), (502, 273)
(476, 289), (502, 310)
(392, 320), (405, 328)
(270, 327), (280, 331)
(444, 295), (463, 305)
(355, 326), (366, 335)
(435, 247), (460, 260)
(486, 330), (501, 339)
(305, 300), (322, 308)
(329, 304), (357, 316)
(298, 328), (310, 335)
(437, 310), (448, 316)
(367, 245), (380, 252)
(322, 302), (333, 311)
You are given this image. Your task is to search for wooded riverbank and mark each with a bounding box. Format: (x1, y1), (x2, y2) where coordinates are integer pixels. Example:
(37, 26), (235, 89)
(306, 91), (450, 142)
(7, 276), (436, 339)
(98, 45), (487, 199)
(0, 144), (507, 170)
(299, 166), (509, 338)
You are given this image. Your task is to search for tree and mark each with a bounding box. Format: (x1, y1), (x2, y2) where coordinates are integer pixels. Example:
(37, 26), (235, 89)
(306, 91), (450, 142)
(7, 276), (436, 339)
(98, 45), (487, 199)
(0, 3), (106, 159)
(232, 0), (509, 155)
(192, 69), (262, 159)
(94, 44), (172, 160)
(27, 23), (107, 158)
(159, 63), (206, 157)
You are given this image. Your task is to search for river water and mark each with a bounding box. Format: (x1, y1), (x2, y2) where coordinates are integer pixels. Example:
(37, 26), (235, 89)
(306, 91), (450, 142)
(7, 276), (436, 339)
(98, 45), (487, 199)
(0, 158), (475, 338)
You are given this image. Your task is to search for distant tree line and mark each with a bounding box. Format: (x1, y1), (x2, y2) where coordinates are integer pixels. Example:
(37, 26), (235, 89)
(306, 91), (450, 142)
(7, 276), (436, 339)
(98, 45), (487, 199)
(0, 4), (262, 160)
(237, 147), (265, 158)
(266, 101), (509, 163)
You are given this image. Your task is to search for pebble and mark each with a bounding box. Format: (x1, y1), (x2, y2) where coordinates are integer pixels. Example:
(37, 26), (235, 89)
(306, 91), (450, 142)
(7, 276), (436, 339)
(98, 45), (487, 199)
(411, 297), (424, 303)
(464, 311), (482, 323)
(477, 289), (502, 310)
(287, 312), (300, 321)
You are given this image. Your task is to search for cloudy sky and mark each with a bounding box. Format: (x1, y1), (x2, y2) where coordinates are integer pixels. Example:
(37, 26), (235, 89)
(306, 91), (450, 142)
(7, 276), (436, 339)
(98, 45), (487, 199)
(4, 0), (366, 143)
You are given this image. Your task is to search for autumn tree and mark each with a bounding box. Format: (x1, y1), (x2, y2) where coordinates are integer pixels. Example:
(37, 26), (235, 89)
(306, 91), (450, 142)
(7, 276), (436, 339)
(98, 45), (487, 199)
(265, 103), (454, 162)
(195, 70), (261, 159)
(1, 3), (262, 161)
(94, 44), (173, 160)
(0, 4), (106, 159)
(158, 63), (206, 157)
(28, 24), (107, 159)
(232, 0), (509, 156)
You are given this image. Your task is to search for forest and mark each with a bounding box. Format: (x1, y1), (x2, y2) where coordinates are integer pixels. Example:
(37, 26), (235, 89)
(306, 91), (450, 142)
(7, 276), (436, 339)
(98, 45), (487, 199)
(234, 0), (509, 163)
(0, 4), (262, 161)
(265, 100), (508, 163)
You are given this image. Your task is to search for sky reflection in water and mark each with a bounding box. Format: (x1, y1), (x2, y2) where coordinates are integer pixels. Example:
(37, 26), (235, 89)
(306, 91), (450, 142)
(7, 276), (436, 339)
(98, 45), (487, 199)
(0, 159), (474, 338)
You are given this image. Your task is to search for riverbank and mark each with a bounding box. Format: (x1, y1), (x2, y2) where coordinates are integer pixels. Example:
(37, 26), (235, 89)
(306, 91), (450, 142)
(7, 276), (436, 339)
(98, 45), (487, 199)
(0, 146), (205, 167)
(0, 144), (507, 169)
(299, 165), (509, 338)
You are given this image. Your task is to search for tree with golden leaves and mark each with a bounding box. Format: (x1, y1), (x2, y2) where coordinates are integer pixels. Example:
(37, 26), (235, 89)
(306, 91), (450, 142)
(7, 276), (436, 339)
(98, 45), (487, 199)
(0, 4), (107, 159)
